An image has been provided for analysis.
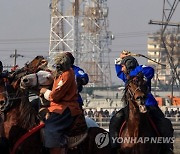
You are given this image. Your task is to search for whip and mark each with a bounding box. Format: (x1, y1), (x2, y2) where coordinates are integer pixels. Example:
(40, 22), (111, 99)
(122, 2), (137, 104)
(121, 50), (166, 67)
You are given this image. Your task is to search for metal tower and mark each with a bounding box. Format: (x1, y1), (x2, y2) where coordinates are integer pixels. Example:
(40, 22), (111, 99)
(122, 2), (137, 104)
(49, 0), (113, 87)
(149, 0), (180, 86)
(79, 0), (113, 87)
(149, 0), (180, 100)
(49, 0), (77, 67)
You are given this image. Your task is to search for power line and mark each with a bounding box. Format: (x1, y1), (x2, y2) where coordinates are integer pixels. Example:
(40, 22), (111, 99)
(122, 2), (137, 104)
(0, 31), (155, 43)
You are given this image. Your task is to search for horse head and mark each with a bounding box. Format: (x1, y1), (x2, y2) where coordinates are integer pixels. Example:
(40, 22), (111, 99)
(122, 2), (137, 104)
(0, 77), (18, 113)
(125, 73), (149, 113)
(20, 70), (54, 92)
(0, 78), (6, 102)
(24, 56), (48, 73)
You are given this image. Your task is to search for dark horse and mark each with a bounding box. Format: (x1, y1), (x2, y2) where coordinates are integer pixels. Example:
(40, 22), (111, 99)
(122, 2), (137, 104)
(0, 57), (111, 154)
(119, 73), (162, 154)
(0, 56), (48, 154)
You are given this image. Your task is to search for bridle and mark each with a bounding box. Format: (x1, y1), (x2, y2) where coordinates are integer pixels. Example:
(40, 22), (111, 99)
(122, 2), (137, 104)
(20, 72), (53, 89)
(125, 77), (148, 113)
(127, 85), (141, 100)
(0, 79), (14, 113)
(34, 72), (53, 88)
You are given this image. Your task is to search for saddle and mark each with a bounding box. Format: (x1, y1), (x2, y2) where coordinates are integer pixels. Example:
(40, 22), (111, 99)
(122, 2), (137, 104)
(66, 114), (88, 148)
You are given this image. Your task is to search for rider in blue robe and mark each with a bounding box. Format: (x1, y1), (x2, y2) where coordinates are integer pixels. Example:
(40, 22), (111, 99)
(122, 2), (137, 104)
(109, 52), (173, 154)
(65, 52), (89, 108)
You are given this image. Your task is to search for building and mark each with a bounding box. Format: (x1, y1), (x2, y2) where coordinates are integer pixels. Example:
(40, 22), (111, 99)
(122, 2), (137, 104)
(147, 29), (180, 86)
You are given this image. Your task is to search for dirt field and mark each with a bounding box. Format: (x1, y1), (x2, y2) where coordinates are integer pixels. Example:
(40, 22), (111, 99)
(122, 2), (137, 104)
(174, 138), (180, 154)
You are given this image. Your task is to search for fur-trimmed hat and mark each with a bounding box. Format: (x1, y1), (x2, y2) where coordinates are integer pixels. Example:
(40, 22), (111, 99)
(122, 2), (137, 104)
(54, 52), (71, 73)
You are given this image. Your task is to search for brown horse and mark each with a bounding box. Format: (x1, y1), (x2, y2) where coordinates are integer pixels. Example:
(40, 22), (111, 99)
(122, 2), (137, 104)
(0, 56), (48, 154)
(119, 73), (161, 154)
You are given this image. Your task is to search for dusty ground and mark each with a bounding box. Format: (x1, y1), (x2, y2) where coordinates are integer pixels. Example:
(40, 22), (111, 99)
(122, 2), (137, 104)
(174, 138), (180, 154)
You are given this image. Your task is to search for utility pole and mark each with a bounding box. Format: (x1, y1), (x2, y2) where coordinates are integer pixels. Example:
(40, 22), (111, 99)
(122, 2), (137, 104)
(14, 49), (17, 66)
(10, 49), (24, 67)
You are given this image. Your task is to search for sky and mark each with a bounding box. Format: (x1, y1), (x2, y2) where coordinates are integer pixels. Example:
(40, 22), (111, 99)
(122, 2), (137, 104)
(0, 0), (179, 85)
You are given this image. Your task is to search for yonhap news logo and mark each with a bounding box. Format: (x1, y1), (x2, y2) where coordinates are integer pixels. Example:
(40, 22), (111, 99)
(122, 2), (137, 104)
(112, 136), (175, 144)
(95, 134), (175, 148)
(95, 132), (109, 148)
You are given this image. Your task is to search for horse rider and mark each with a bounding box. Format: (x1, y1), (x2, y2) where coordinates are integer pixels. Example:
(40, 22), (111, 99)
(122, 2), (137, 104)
(65, 52), (89, 109)
(109, 50), (174, 154)
(0, 61), (8, 79)
(0, 61), (16, 82)
(40, 52), (85, 154)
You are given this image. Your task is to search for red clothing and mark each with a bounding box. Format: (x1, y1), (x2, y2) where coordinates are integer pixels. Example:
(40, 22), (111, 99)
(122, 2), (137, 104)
(46, 68), (82, 116)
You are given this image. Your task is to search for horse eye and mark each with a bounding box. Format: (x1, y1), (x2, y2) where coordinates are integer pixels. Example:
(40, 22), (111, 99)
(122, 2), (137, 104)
(46, 77), (50, 80)
(23, 78), (28, 83)
(0, 101), (5, 105)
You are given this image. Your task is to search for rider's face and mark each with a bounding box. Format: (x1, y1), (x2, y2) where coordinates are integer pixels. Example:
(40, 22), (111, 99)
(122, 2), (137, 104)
(121, 64), (127, 74)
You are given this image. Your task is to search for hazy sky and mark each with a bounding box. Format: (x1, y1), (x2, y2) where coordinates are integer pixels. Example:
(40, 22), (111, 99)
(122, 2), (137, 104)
(0, 0), (179, 84)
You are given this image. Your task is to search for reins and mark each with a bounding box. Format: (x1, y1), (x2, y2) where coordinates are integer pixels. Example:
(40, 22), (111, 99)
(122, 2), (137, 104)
(10, 122), (45, 154)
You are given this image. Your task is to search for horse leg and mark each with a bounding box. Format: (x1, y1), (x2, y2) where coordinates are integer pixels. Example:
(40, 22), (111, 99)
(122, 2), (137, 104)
(0, 117), (9, 154)
(109, 106), (128, 152)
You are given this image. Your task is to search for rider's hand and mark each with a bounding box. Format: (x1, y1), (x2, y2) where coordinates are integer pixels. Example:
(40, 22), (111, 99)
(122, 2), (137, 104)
(40, 88), (47, 94)
(120, 50), (131, 59)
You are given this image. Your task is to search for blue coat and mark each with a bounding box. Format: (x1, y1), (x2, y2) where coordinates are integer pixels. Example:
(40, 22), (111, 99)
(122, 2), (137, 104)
(0, 71), (8, 79)
(115, 64), (158, 106)
(72, 65), (89, 106)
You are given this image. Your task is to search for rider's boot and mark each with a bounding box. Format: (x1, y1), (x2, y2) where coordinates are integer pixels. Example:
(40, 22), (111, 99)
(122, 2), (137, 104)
(109, 106), (128, 153)
(147, 106), (174, 154)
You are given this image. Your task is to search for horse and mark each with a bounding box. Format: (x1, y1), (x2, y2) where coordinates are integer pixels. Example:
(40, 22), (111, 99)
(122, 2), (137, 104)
(0, 56), (48, 154)
(20, 70), (111, 154)
(118, 73), (162, 154)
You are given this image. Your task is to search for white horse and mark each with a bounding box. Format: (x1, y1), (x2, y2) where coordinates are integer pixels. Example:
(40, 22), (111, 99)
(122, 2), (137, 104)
(20, 70), (54, 89)
(20, 70), (99, 128)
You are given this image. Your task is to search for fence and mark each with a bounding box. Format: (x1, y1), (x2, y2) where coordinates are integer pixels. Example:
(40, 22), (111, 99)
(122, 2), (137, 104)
(89, 116), (180, 137)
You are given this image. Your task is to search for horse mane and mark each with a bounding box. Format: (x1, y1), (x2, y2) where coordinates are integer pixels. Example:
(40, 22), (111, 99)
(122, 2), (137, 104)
(18, 97), (39, 129)
(7, 96), (39, 130)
